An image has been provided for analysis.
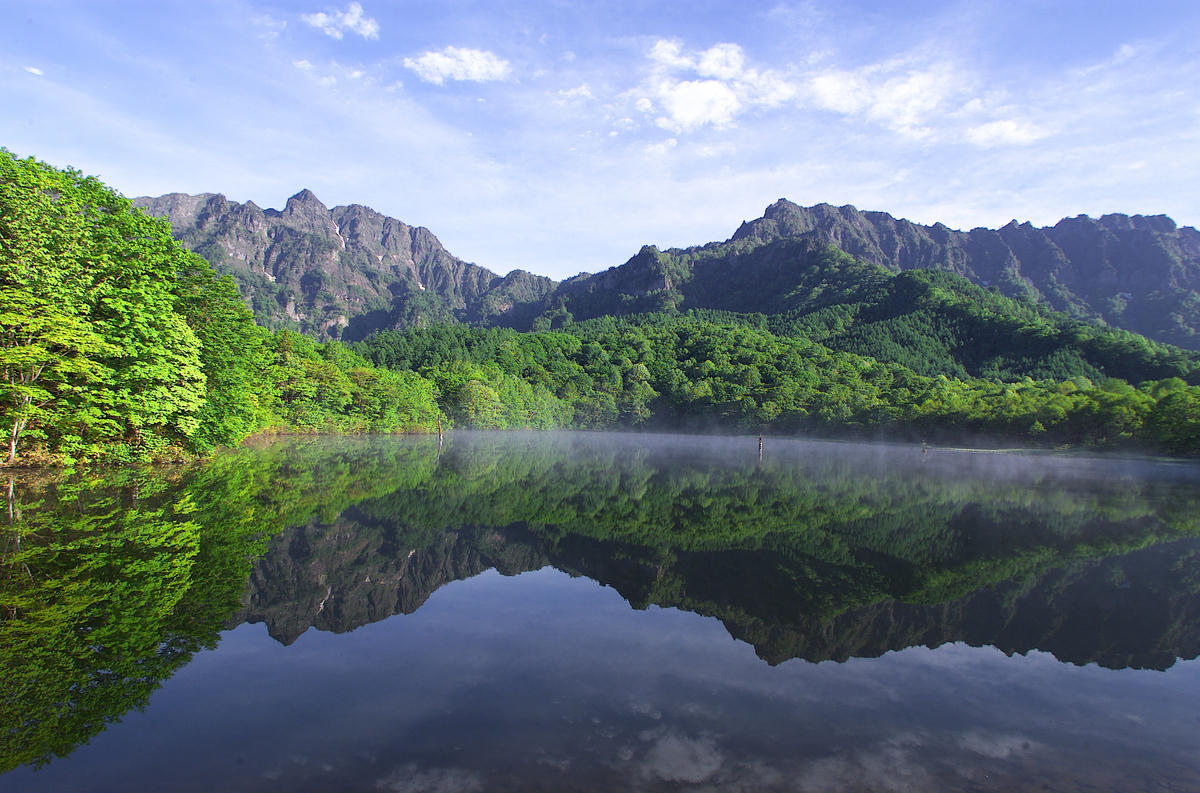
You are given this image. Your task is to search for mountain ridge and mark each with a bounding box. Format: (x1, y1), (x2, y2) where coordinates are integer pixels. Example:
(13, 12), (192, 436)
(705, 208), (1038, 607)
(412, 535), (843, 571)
(134, 190), (557, 339)
(135, 191), (1200, 350)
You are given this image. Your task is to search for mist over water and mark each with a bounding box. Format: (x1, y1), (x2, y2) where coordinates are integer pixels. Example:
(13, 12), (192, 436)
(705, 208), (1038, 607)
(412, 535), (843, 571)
(3, 432), (1200, 792)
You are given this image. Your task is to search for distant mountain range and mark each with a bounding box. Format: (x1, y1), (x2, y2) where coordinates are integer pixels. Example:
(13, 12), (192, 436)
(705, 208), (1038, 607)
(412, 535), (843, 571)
(134, 191), (1200, 350)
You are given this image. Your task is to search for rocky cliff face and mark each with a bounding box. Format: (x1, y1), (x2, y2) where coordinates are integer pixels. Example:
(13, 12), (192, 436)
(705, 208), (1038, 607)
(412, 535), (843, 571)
(137, 190), (1200, 349)
(727, 200), (1200, 348)
(134, 190), (556, 340)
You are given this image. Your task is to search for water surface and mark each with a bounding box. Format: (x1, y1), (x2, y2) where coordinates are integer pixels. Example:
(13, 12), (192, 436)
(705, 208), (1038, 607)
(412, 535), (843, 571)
(3, 432), (1199, 791)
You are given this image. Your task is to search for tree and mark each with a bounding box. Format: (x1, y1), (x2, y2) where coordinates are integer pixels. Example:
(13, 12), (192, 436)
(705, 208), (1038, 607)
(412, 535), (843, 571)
(172, 261), (270, 450)
(0, 293), (117, 462)
(0, 150), (207, 461)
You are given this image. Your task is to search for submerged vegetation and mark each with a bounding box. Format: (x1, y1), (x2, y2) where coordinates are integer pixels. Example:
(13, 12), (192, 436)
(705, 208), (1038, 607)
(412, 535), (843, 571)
(3, 150), (1200, 463)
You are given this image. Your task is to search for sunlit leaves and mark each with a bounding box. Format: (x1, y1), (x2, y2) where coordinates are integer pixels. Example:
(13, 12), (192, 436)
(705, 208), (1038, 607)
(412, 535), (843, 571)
(0, 151), (208, 461)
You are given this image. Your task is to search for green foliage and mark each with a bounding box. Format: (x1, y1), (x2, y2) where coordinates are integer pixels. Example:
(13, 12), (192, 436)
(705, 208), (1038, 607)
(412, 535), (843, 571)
(1144, 382), (1200, 455)
(0, 292), (118, 462)
(262, 330), (441, 433)
(173, 261), (271, 451)
(768, 269), (1200, 385)
(354, 312), (1200, 454)
(0, 150), (206, 462)
(0, 153), (443, 463)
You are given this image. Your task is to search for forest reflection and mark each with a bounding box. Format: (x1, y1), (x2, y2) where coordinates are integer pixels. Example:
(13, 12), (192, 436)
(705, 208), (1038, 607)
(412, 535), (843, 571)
(3, 432), (1200, 773)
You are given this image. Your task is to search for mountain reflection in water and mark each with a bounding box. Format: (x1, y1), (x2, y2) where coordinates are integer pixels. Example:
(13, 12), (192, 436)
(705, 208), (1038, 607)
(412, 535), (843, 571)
(3, 432), (1200, 792)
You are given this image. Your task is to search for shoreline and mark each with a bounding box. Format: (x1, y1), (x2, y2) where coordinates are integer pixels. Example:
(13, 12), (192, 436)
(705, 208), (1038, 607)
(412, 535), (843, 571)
(5, 427), (1194, 475)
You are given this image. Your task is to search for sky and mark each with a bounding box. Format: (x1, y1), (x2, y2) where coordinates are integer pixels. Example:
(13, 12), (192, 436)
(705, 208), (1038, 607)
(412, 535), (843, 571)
(3, 1), (1199, 280)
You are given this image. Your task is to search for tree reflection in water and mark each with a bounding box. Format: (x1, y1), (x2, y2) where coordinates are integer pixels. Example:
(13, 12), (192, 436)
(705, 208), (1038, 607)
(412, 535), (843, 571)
(3, 432), (1199, 776)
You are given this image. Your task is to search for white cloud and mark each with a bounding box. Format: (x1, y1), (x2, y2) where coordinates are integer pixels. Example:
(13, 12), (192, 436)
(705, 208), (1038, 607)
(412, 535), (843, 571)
(24, 67), (44, 75)
(404, 47), (511, 85)
(637, 40), (799, 132)
(654, 79), (741, 131)
(253, 15), (287, 40)
(301, 3), (379, 41)
(806, 60), (965, 137)
(649, 40), (694, 70)
(965, 119), (1045, 147)
(1112, 43), (1138, 65)
(696, 43), (745, 81)
(559, 84), (593, 100)
(644, 138), (677, 155)
(293, 60), (313, 70)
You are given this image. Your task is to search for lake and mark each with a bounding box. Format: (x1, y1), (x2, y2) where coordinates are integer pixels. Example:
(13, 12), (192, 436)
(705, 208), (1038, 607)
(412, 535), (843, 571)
(3, 431), (1199, 792)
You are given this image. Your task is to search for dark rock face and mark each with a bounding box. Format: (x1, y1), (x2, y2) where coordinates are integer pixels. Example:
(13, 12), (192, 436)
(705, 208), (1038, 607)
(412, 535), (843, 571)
(730, 200), (1200, 348)
(134, 190), (556, 340)
(136, 190), (1200, 349)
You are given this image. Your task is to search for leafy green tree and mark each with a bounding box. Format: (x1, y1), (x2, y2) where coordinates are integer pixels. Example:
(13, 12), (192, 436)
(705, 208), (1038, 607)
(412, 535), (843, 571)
(0, 150), (207, 461)
(0, 293), (117, 462)
(1145, 385), (1200, 454)
(172, 261), (271, 450)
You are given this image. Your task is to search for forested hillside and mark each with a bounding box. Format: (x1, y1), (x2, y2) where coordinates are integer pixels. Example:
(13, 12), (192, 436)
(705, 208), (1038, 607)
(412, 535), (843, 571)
(352, 318), (1200, 452)
(4, 150), (1200, 463)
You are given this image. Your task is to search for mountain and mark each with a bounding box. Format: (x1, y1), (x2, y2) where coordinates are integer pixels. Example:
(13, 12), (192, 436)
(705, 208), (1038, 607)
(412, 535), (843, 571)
(555, 201), (1200, 350)
(136, 191), (1200, 352)
(133, 190), (555, 340)
(731, 200), (1200, 348)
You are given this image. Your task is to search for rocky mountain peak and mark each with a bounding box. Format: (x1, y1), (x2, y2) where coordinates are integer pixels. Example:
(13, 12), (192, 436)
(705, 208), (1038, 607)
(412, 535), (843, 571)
(135, 189), (557, 340)
(268, 188), (335, 237)
(762, 198), (800, 218)
(135, 187), (1200, 350)
(1097, 213), (1179, 234)
(287, 188), (325, 208)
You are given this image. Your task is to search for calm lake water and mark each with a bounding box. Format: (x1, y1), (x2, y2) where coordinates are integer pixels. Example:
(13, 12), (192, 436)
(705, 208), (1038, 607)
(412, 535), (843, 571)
(3, 432), (1200, 792)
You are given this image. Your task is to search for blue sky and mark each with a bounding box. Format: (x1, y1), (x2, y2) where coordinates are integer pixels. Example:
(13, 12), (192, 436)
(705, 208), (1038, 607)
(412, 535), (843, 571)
(3, 1), (1199, 279)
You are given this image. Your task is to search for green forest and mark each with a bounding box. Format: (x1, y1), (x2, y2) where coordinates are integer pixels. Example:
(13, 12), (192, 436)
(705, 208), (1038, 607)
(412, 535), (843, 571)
(4, 150), (1200, 464)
